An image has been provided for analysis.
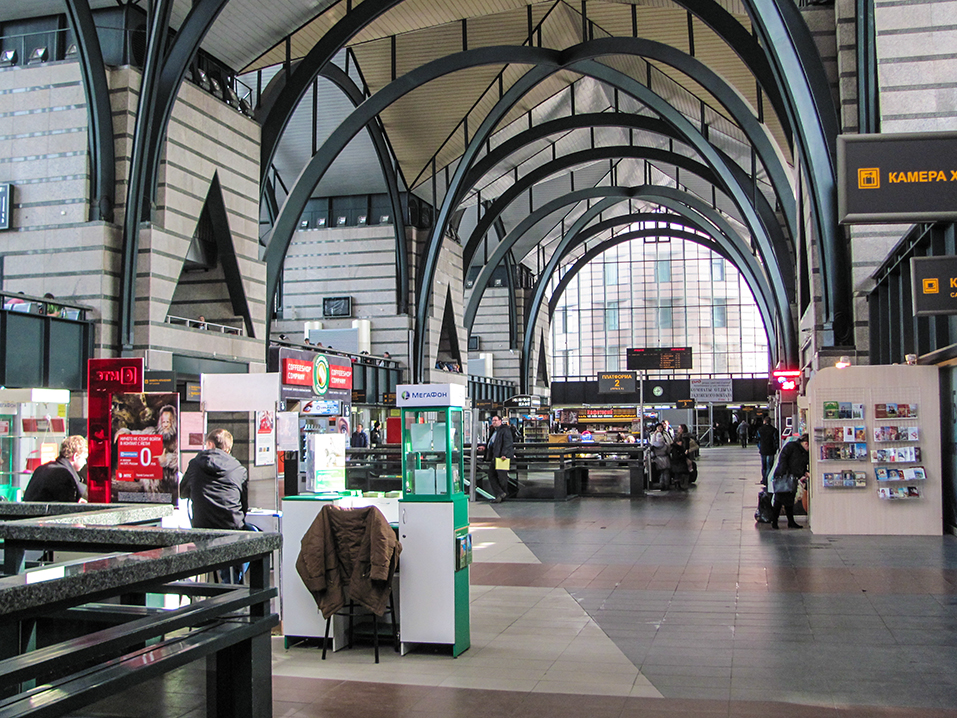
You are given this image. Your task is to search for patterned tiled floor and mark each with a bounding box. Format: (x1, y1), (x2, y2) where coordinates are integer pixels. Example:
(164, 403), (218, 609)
(73, 446), (957, 717)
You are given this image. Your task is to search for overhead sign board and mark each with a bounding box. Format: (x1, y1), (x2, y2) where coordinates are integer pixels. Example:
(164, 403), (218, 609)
(838, 131), (957, 223)
(396, 383), (466, 408)
(910, 255), (957, 316)
(504, 394), (541, 409)
(579, 407), (638, 421)
(626, 347), (692, 371)
(689, 378), (733, 403)
(598, 372), (636, 393)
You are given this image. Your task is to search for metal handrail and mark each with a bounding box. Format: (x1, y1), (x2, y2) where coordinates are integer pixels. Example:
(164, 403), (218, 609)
(165, 314), (243, 336)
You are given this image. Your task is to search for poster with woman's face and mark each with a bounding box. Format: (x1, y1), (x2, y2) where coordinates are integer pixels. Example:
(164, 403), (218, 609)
(111, 392), (180, 504)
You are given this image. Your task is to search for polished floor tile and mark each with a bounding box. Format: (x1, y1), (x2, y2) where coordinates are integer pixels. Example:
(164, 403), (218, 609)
(68, 446), (957, 718)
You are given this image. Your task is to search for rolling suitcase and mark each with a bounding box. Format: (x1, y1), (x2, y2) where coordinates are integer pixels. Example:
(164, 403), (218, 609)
(754, 490), (773, 523)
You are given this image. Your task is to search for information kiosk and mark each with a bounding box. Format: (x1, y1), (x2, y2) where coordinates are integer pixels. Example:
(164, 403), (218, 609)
(397, 383), (471, 656)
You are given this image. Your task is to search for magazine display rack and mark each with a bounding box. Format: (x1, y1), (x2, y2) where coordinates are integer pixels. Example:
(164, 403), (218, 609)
(806, 366), (941, 535)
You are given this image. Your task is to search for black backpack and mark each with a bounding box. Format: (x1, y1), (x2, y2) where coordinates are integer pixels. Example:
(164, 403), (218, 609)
(669, 441), (686, 463)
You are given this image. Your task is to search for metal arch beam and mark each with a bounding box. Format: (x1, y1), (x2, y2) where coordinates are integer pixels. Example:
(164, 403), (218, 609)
(740, 0), (849, 343)
(257, 0), (404, 189)
(260, 44), (791, 370)
(667, 0), (791, 140)
(63, 0), (114, 222)
(317, 63), (409, 315)
(433, 52), (790, 372)
(413, 64), (558, 379)
(143, 0), (231, 215)
(512, 198), (780, 394)
(462, 113), (793, 279)
(462, 145), (789, 299)
(462, 185), (788, 378)
(542, 216), (774, 339)
(461, 144), (793, 337)
(493, 216), (520, 350)
(464, 191), (622, 331)
(261, 45), (564, 346)
(537, 228), (774, 386)
(547, 225), (711, 318)
(514, 194), (781, 390)
(511, 192), (782, 388)
(566, 37), (795, 239)
(118, 0), (174, 353)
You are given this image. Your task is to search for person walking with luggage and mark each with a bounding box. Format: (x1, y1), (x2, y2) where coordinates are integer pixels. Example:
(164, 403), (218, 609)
(756, 416), (779, 487)
(769, 434), (809, 529)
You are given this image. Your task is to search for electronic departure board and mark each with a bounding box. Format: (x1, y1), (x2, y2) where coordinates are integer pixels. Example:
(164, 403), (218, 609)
(626, 347), (693, 370)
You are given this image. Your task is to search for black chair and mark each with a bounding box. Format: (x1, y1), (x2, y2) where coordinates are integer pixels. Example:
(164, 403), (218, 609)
(322, 585), (399, 663)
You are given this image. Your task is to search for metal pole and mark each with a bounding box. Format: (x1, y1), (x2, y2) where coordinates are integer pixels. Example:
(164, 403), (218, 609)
(468, 408), (480, 501)
(708, 402), (714, 447)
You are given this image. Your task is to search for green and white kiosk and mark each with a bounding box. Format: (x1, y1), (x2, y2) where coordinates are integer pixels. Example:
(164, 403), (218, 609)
(397, 383), (471, 657)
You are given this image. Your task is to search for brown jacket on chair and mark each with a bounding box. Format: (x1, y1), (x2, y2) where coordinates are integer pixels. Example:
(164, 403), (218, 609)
(296, 504), (401, 619)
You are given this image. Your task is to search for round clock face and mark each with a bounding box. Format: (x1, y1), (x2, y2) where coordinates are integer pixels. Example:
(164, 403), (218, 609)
(652, 386), (664, 397)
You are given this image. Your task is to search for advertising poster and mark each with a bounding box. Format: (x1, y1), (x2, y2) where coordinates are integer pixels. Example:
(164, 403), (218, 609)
(255, 410), (276, 466)
(111, 393), (180, 504)
(179, 411), (206, 451)
(276, 412), (299, 452)
(311, 432), (345, 492)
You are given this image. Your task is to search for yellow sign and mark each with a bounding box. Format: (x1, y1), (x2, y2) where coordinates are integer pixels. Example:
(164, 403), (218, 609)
(923, 278), (939, 294)
(858, 167), (880, 189)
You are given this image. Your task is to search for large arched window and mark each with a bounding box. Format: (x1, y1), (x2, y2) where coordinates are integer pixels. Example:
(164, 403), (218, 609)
(550, 237), (769, 378)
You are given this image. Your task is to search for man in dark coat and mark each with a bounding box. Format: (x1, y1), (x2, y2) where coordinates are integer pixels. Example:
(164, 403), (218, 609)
(180, 428), (248, 531)
(23, 436), (88, 502)
(484, 414), (514, 503)
(351, 423), (369, 448)
(756, 415), (779, 487)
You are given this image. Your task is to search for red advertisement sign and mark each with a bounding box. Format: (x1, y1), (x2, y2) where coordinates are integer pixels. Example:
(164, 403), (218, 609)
(282, 357), (314, 386)
(330, 362), (352, 390)
(115, 434), (163, 481)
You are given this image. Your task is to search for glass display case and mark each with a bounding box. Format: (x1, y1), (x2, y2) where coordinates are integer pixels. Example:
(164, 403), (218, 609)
(401, 406), (464, 500)
(0, 388), (71, 500)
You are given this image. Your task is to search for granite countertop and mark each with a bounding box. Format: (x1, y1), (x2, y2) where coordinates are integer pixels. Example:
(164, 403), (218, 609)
(0, 503), (282, 622)
(0, 502), (172, 525)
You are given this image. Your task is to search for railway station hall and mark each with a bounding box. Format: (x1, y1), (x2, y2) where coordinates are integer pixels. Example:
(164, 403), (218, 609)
(1, 0), (957, 716)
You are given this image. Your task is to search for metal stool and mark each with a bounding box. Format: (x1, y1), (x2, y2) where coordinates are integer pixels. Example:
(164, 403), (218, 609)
(321, 589), (398, 663)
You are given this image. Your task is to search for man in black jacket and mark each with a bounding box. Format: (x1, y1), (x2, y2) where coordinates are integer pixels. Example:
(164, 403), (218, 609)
(351, 423), (369, 448)
(23, 436), (88, 502)
(756, 416), (779, 487)
(484, 415), (514, 503)
(180, 429), (248, 531)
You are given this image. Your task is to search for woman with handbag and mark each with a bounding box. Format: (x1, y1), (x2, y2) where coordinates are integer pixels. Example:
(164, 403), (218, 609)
(770, 434), (810, 529)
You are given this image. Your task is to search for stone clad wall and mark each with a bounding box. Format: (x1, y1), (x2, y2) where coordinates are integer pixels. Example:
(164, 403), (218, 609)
(275, 223), (412, 368)
(0, 60), (121, 356)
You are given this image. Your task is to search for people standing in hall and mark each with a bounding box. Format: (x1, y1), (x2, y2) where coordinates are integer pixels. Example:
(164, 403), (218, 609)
(351, 422), (369, 448)
(180, 429), (249, 582)
(484, 414), (514, 503)
(756, 415), (779, 487)
(23, 436), (88, 503)
(370, 421), (382, 446)
(769, 434), (809, 529)
(737, 418), (749, 448)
